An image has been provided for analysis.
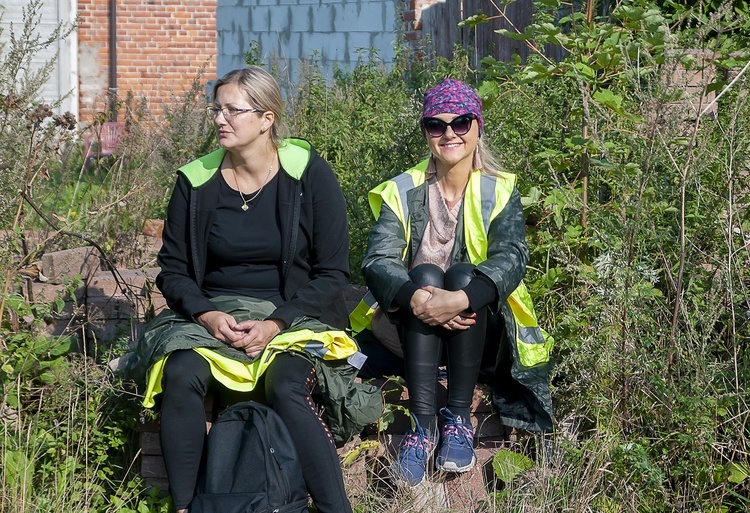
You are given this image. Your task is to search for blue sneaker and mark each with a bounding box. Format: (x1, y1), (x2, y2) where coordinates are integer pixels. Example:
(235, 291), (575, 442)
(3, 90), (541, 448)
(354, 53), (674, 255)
(435, 408), (477, 473)
(392, 415), (437, 486)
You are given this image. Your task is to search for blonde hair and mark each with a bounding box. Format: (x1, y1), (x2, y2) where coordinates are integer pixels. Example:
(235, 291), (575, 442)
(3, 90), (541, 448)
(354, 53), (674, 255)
(213, 66), (288, 147)
(475, 138), (505, 177)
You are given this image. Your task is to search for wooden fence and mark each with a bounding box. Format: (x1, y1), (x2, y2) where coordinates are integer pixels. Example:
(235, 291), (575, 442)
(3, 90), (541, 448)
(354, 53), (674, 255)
(421, 0), (567, 65)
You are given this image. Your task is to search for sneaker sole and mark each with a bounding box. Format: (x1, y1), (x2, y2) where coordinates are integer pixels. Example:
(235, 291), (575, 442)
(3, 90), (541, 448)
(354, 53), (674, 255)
(436, 454), (477, 473)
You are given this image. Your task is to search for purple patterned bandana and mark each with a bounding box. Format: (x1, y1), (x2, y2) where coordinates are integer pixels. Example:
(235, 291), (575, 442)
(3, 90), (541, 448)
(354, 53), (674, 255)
(422, 78), (484, 134)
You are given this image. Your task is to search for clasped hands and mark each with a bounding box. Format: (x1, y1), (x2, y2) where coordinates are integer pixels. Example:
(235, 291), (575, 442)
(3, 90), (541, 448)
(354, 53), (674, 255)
(410, 286), (476, 331)
(195, 311), (285, 358)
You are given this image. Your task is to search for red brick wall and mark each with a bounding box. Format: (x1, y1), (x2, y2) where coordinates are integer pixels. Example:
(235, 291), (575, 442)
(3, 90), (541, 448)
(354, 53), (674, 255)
(401, 0), (443, 41)
(77, 0), (217, 124)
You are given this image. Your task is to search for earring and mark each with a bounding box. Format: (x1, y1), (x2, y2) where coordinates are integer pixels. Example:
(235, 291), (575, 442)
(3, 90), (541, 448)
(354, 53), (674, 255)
(472, 146), (483, 170)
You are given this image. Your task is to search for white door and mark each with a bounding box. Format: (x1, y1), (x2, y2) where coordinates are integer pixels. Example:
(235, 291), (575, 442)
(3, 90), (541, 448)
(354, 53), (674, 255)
(0, 0), (78, 118)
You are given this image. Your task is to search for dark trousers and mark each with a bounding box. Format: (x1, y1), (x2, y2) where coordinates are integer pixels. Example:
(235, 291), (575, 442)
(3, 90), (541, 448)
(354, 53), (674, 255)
(401, 263), (488, 431)
(159, 350), (352, 513)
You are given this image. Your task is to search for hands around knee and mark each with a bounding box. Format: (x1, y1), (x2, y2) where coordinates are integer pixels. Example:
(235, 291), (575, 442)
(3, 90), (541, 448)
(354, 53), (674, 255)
(410, 287), (475, 330)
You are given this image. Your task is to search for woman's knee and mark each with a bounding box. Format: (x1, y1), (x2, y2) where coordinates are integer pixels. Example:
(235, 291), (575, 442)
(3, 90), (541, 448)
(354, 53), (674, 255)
(162, 350), (212, 395)
(264, 354), (315, 408)
(409, 263), (444, 287)
(445, 262), (475, 290)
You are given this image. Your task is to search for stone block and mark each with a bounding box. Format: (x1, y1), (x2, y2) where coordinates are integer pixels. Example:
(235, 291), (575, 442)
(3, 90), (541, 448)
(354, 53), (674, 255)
(141, 454), (167, 479)
(85, 319), (139, 344)
(86, 269), (151, 298)
(141, 267), (159, 279)
(29, 281), (83, 305)
(149, 293), (168, 317)
(474, 411), (509, 440)
(140, 430), (163, 456)
(137, 398), (216, 486)
(41, 317), (82, 338)
(443, 445), (498, 512)
(142, 219), (164, 238)
(108, 353), (134, 373)
(130, 236), (162, 267)
(142, 476), (169, 494)
(50, 299), (84, 321)
(86, 296), (137, 320)
(41, 246), (100, 284)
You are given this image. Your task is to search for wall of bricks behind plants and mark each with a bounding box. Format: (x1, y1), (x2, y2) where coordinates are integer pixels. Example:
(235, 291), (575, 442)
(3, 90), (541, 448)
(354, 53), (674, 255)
(77, 0), (217, 124)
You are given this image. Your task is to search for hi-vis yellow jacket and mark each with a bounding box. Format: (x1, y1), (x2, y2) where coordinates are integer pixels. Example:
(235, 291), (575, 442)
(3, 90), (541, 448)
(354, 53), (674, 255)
(351, 159), (554, 431)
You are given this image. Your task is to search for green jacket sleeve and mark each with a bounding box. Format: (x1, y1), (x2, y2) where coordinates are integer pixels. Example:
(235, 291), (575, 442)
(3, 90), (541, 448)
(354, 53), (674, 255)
(361, 201), (412, 312)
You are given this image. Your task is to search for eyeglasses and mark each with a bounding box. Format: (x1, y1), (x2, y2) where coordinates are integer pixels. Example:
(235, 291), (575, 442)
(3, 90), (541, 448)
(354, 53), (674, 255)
(422, 114), (476, 138)
(206, 106), (261, 120)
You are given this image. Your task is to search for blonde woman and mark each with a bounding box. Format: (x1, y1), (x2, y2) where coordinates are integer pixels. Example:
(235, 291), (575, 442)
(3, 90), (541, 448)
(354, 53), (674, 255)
(132, 67), (358, 512)
(355, 78), (553, 486)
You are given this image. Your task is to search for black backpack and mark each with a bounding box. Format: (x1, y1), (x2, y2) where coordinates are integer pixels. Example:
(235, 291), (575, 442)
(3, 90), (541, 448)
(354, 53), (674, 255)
(189, 401), (309, 513)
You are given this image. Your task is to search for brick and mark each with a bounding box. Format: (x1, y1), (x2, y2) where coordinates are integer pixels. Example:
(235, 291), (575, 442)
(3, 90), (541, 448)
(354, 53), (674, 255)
(85, 319), (145, 346)
(86, 269), (152, 298)
(443, 445), (498, 510)
(29, 281), (78, 304)
(141, 454), (167, 479)
(41, 317), (82, 338)
(140, 430), (163, 455)
(41, 246), (101, 284)
(86, 295), (138, 320)
(148, 292), (168, 317)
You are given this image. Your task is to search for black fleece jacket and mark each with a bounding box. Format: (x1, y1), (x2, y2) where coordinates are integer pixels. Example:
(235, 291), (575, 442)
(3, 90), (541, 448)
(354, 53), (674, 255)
(155, 142), (350, 329)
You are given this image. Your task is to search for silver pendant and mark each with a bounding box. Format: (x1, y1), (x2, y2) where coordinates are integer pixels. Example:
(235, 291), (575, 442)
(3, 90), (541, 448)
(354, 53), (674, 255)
(241, 203), (249, 211)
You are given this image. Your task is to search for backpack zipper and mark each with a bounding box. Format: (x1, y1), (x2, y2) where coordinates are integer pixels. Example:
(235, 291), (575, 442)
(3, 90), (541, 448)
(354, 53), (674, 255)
(263, 409), (291, 506)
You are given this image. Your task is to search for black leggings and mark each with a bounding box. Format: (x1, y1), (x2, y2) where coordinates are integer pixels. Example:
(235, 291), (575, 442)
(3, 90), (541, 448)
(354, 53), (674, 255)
(159, 350), (352, 513)
(401, 263), (488, 430)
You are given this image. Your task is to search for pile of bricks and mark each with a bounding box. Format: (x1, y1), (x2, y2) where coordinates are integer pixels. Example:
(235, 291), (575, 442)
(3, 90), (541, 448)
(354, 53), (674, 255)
(27, 222), (166, 343)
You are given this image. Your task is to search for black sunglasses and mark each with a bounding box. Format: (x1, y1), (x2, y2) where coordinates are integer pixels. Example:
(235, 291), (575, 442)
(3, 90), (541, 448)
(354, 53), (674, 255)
(422, 113), (476, 138)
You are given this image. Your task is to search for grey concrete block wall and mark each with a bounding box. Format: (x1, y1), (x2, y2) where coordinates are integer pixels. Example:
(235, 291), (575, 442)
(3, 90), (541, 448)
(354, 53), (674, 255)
(217, 0), (399, 86)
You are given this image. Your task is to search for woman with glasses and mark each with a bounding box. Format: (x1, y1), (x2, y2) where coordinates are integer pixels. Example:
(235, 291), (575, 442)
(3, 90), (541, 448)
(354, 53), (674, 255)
(353, 78), (553, 486)
(130, 66), (362, 512)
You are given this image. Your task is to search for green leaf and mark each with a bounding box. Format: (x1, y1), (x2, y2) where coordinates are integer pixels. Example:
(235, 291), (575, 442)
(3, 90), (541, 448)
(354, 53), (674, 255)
(593, 88), (624, 113)
(5, 391), (19, 409)
(538, 23), (561, 36)
(632, 281), (662, 298)
(496, 28), (534, 42)
(492, 449), (534, 482)
(591, 158), (615, 169)
(573, 61), (596, 81)
(458, 13), (489, 28)
(49, 337), (72, 357)
(477, 80), (499, 102)
(727, 462), (750, 484)
(2, 450), (34, 498)
(594, 497), (621, 513)
(342, 440), (381, 466)
(521, 187), (542, 206)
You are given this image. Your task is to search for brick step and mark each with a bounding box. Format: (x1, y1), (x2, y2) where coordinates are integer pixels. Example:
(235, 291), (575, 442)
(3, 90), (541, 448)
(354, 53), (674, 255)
(362, 378), (511, 441)
(138, 381), (513, 496)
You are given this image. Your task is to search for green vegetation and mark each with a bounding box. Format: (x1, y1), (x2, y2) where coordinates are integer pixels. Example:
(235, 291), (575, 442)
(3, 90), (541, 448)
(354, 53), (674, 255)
(1, 0), (749, 510)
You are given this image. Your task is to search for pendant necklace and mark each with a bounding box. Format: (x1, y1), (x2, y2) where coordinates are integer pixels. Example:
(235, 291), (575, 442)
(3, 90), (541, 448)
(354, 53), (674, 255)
(229, 153), (274, 211)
